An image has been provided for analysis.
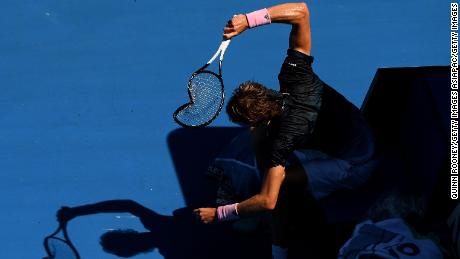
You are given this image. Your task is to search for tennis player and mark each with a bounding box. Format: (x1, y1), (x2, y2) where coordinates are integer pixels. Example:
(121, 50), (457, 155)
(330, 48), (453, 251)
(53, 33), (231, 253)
(195, 3), (376, 258)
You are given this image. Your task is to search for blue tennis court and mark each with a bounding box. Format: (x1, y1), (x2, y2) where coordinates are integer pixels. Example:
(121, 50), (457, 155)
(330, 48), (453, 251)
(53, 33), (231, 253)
(0, 0), (450, 258)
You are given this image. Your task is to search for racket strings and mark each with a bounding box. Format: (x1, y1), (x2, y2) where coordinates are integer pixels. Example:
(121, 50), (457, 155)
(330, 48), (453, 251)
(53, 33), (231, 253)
(191, 73), (220, 102)
(46, 237), (79, 259)
(175, 72), (223, 126)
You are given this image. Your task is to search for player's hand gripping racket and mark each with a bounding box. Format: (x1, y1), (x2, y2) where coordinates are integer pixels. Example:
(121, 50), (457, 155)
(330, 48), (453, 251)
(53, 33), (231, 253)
(43, 222), (81, 259)
(173, 39), (231, 127)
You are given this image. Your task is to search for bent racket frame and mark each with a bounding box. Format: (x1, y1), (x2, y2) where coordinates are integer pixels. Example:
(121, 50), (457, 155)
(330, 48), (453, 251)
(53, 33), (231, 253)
(43, 221), (81, 259)
(173, 39), (231, 128)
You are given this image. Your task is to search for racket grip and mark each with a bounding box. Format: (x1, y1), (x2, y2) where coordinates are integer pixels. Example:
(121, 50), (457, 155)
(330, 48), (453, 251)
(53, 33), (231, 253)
(207, 39), (231, 65)
(219, 39), (231, 60)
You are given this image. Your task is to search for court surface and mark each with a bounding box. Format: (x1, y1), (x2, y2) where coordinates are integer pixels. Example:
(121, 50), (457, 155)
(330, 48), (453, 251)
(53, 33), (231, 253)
(0, 0), (449, 258)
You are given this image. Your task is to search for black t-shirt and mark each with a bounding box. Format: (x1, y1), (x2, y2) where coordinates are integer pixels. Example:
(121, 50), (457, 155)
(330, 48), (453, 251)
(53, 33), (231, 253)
(267, 49), (374, 168)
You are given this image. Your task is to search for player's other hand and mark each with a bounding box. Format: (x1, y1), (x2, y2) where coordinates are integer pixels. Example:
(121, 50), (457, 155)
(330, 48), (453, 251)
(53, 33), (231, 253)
(194, 207), (217, 224)
(223, 14), (248, 40)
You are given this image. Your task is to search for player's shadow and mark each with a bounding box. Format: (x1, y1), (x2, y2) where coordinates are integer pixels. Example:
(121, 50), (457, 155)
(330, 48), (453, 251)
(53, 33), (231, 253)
(72, 127), (270, 259)
(60, 199), (269, 259)
(52, 127), (270, 259)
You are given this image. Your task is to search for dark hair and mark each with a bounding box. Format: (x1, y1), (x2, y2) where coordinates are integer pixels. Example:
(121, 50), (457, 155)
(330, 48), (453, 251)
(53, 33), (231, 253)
(99, 229), (156, 257)
(226, 81), (283, 125)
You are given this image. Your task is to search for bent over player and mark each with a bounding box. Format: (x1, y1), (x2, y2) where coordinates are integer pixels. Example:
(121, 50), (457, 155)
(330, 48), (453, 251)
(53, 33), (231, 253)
(195, 3), (376, 258)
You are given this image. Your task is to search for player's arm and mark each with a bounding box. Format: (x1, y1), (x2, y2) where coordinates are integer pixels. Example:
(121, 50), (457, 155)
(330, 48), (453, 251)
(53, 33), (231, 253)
(194, 165), (285, 223)
(56, 200), (160, 223)
(237, 165), (285, 212)
(223, 2), (311, 55)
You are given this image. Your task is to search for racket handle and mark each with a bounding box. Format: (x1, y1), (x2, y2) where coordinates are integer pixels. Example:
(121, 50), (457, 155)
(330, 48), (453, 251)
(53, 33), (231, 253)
(207, 39), (232, 65)
(219, 39), (231, 61)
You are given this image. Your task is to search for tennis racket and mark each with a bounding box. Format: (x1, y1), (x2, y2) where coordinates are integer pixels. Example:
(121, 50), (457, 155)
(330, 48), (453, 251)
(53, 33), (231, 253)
(173, 39), (232, 127)
(43, 222), (81, 259)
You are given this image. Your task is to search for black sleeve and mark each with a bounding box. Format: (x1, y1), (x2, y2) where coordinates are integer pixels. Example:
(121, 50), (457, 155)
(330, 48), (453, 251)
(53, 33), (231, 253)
(268, 49), (323, 168)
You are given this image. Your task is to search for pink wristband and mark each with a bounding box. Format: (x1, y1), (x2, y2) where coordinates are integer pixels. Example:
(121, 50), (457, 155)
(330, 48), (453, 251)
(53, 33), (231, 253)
(245, 8), (271, 28)
(217, 203), (239, 221)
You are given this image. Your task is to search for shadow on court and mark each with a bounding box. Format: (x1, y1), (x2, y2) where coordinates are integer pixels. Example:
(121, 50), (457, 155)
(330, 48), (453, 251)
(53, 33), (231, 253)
(56, 200), (270, 259)
(167, 127), (244, 208)
(49, 128), (271, 259)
